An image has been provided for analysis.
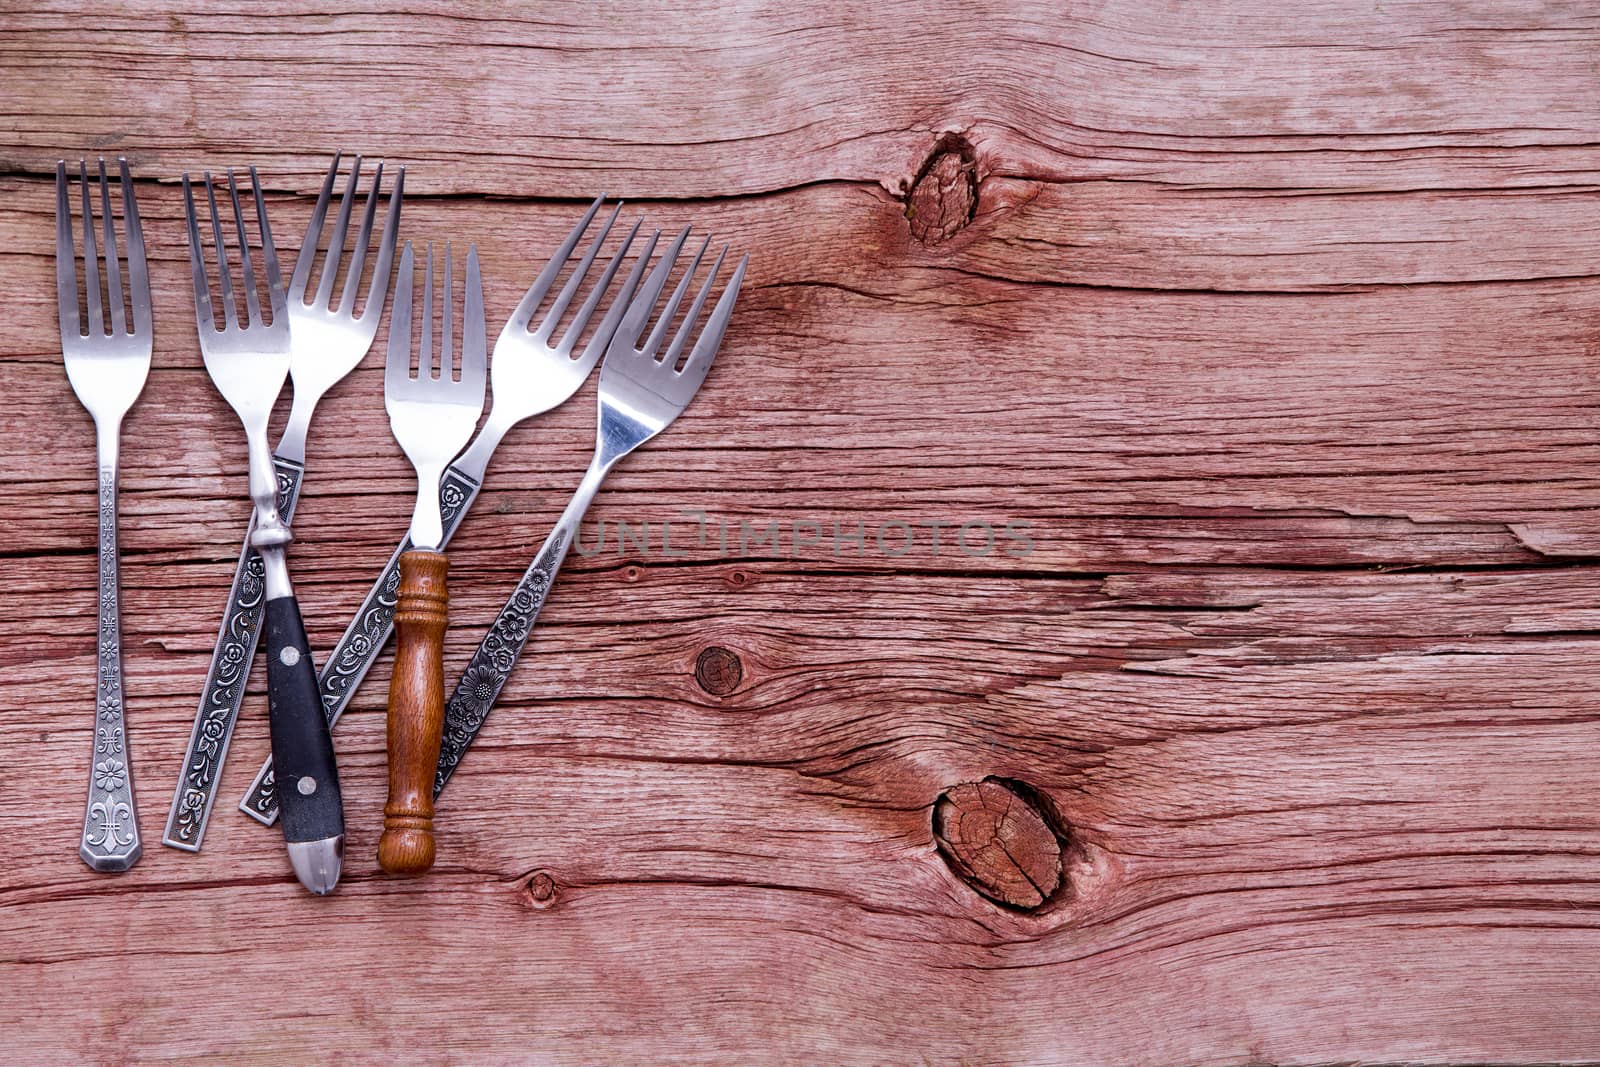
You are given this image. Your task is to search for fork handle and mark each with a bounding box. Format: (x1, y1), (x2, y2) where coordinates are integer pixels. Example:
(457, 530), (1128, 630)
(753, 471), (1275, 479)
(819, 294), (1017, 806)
(379, 549), (449, 874)
(81, 455), (142, 872)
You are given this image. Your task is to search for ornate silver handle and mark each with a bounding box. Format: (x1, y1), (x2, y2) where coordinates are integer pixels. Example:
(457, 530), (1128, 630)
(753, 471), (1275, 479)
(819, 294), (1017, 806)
(239, 465), (481, 824)
(81, 464), (140, 871)
(162, 457), (302, 851)
(433, 523), (575, 795)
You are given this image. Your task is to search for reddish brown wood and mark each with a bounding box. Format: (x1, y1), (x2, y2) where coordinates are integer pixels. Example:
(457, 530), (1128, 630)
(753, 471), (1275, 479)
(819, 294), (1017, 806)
(379, 549), (448, 874)
(934, 778), (1064, 909)
(2, 2), (1600, 1064)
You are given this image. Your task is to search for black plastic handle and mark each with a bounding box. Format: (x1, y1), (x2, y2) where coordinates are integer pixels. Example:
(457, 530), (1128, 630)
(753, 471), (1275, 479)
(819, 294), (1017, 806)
(264, 596), (345, 845)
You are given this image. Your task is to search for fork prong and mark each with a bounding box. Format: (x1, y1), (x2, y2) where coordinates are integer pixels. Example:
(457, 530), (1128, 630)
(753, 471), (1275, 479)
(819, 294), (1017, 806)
(386, 242), (415, 395)
(664, 244), (728, 370)
(508, 194), (606, 332)
(441, 242), (454, 381)
(340, 161), (382, 317)
(567, 218), (645, 362)
(290, 151), (341, 303)
(420, 242), (434, 381)
(315, 155), (361, 310)
(249, 165), (286, 324)
(226, 170), (264, 329)
(360, 166), (404, 322)
(614, 227), (688, 356)
(535, 201), (621, 346)
(678, 252), (748, 387)
(79, 161), (103, 336)
(640, 235), (710, 361)
(56, 161), (80, 340)
(120, 159), (151, 336)
(182, 174), (217, 335)
(203, 173), (239, 330)
(461, 246), (486, 393)
(97, 159), (127, 336)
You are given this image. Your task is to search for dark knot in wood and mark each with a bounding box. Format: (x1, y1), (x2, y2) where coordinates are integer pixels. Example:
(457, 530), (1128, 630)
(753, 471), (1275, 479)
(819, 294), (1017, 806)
(904, 133), (979, 245)
(933, 778), (1064, 910)
(521, 870), (559, 910)
(695, 645), (743, 696)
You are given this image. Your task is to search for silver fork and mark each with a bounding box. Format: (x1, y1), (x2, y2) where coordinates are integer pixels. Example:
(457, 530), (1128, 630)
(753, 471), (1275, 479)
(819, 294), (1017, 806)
(164, 153), (401, 853)
(376, 242), (487, 875)
(56, 158), (152, 872)
(183, 169), (345, 895)
(239, 197), (644, 824)
(434, 229), (748, 796)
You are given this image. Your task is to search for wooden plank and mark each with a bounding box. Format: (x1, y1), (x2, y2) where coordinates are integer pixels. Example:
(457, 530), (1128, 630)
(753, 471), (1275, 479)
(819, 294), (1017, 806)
(2, 2), (1599, 1064)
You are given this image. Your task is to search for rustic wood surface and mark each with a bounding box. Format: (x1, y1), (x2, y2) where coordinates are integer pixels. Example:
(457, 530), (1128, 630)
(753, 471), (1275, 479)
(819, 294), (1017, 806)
(3, 2), (1600, 1064)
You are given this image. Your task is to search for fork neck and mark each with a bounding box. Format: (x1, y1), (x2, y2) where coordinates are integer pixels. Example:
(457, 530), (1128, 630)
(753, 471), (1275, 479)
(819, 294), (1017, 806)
(448, 412), (511, 485)
(95, 417), (123, 474)
(273, 388), (317, 465)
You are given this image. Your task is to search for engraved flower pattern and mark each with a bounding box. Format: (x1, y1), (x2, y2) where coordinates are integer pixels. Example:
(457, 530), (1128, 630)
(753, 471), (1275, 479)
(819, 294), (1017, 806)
(98, 693), (122, 721)
(459, 664), (501, 708)
(95, 758), (127, 791)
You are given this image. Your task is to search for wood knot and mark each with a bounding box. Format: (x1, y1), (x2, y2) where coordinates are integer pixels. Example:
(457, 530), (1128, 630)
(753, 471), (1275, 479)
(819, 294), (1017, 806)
(520, 870), (559, 910)
(695, 645), (743, 696)
(933, 777), (1065, 910)
(904, 133), (979, 245)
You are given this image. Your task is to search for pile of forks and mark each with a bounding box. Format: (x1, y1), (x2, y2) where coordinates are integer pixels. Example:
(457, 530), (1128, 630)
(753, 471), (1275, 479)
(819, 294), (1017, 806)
(56, 153), (746, 895)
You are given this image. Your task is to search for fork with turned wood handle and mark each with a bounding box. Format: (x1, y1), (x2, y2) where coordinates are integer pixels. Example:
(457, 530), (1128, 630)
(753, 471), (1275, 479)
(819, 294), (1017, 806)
(239, 197), (643, 826)
(56, 158), (152, 872)
(164, 153), (401, 853)
(433, 229), (747, 798)
(184, 168), (345, 895)
(378, 241), (487, 874)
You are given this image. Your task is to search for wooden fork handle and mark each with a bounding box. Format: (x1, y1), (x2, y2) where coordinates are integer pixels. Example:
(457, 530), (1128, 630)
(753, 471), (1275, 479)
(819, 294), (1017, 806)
(379, 549), (449, 874)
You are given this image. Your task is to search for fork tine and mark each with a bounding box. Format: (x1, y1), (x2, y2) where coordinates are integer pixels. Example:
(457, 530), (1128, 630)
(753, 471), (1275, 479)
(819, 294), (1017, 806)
(226, 170), (263, 329)
(79, 161), (103, 336)
(120, 159), (151, 336)
(420, 242), (434, 381)
(360, 166), (404, 322)
(249, 165), (286, 324)
(569, 218), (646, 362)
(678, 253), (748, 388)
(340, 161), (382, 317)
(290, 151), (341, 303)
(664, 244), (727, 370)
(386, 242), (415, 393)
(461, 246), (486, 392)
(315, 155), (361, 310)
(441, 242), (454, 381)
(182, 175), (217, 335)
(535, 201), (620, 345)
(56, 161), (80, 340)
(97, 159), (126, 335)
(508, 194), (606, 332)
(615, 227), (688, 355)
(203, 173), (239, 330)
(639, 236), (710, 361)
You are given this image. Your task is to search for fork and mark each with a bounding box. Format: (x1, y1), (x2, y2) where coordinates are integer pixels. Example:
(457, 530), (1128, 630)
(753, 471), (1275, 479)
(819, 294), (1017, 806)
(56, 158), (152, 872)
(433, 229), (747, 797)
(377, 242), (487, 874)
(183, 168), (345, 895)
(239, 197), (643, 825)
(164, 152), (401, 853)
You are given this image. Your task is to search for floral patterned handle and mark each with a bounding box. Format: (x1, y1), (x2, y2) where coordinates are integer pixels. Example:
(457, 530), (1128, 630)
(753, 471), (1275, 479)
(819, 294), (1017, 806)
(81, 465), (140, 871)
(161, 457), (302, 851)
(239, 465), (481, 825)
(433, 525), (574, 796)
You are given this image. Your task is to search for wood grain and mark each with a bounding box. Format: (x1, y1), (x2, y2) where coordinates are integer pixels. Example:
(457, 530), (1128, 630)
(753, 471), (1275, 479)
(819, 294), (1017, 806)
(2, 1), (1600, 1064)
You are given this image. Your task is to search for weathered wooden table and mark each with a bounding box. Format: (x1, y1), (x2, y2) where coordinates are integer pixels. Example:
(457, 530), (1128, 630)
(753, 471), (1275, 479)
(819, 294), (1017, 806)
(4, 3), (1599, 1063)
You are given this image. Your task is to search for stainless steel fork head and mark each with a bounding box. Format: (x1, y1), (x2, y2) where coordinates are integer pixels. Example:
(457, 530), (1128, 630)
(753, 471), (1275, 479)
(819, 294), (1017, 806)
(286, 152), (404, 400)
(594, 228), (749, 466)
(386, 241), (488, 549)
(489, 197), (645, 420)
(57, 158), (152, 425)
